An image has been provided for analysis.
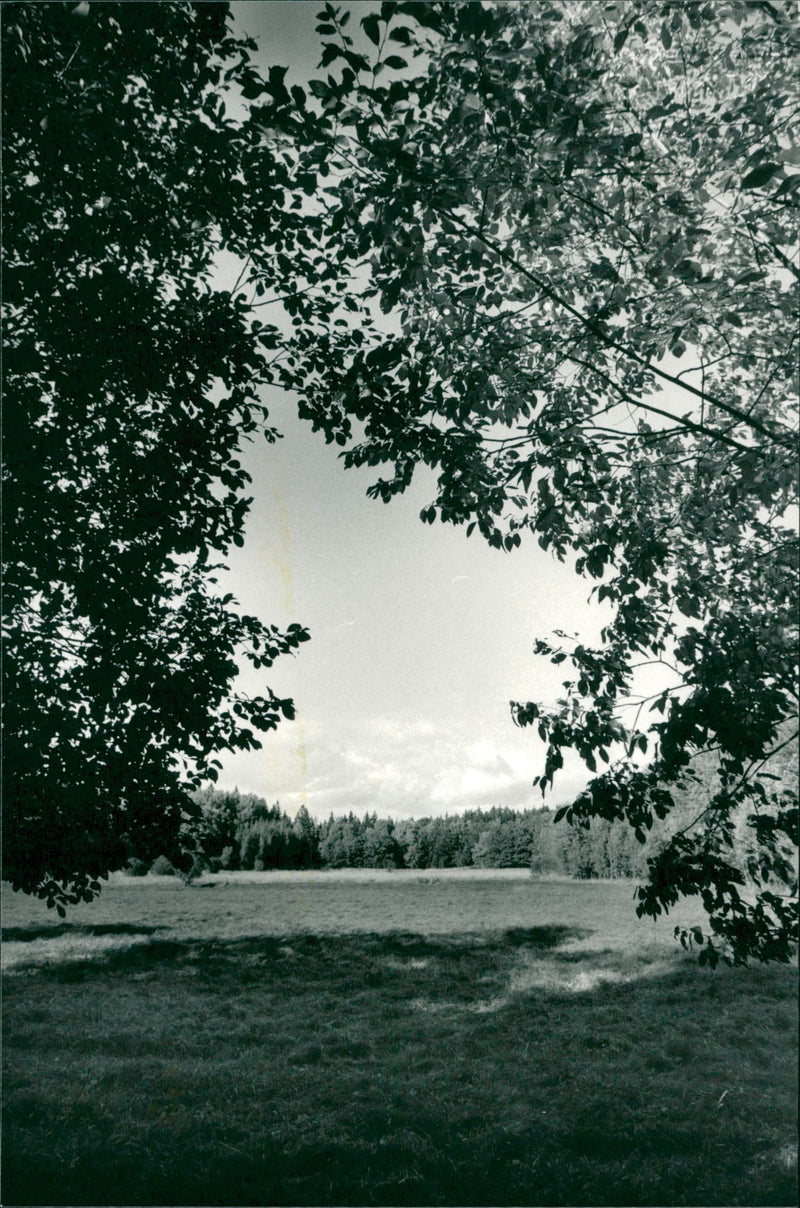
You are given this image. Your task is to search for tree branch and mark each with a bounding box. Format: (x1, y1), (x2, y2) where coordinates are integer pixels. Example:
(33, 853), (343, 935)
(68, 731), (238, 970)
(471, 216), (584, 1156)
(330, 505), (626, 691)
(566, 355), (752, 452)
(438, 207), (796, 451)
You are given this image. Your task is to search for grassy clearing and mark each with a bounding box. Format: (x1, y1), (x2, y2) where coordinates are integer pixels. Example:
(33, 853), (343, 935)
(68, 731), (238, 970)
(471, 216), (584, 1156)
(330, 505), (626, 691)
(2, 875), (796, 1206)
(0, 870), (701, 957)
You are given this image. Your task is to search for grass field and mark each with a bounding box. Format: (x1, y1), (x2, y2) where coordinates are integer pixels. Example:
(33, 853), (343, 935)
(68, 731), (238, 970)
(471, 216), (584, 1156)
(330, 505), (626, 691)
(2, 871), (797, 1206)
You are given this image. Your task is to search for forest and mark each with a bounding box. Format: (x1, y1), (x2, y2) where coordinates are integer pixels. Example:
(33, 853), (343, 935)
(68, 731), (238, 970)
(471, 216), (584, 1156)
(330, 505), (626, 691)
(132, 787), (651, 879)
(133, 749), (796, 882)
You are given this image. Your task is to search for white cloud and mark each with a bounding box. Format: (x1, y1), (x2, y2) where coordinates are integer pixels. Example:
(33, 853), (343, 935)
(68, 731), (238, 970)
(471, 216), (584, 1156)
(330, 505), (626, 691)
(214, 708), (590, 820)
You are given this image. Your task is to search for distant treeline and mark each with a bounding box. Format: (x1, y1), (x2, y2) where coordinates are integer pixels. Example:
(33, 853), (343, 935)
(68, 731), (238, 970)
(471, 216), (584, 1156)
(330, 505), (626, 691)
(130, 789), (656, 879)
(130, 730), (796, 880)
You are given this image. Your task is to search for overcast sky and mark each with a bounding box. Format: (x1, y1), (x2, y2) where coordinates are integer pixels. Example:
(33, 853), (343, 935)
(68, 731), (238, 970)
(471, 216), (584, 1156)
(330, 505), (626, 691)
(212, 1), (608, 819)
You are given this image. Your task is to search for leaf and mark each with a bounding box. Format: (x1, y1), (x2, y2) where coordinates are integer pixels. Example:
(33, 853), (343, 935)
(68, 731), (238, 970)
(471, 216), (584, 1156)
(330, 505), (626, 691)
(240, 76), (265, 100)
(362, 13), (381, 45)
(319, 43), (341, 67)
(741, 163), (780, 189)
(734, 270), (765, 285)
(380, 276), (402, 312)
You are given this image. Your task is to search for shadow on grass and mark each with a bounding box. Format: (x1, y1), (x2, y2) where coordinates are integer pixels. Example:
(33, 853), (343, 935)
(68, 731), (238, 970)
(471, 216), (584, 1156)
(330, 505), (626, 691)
(2, 922), (166, 943)
(3, 924), (796, 1207)
(380, 924), (584, 955)
(3, 924), (590, 985)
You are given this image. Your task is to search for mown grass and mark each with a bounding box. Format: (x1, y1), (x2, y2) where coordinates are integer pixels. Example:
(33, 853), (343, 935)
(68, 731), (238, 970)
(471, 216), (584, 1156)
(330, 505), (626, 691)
(2, 876), (796, 1206)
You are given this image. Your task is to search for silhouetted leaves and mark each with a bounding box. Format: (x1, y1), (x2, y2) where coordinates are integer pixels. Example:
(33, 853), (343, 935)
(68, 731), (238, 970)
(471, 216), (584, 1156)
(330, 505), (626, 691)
(2, 3), (311, 909)
(5, 0), (796, 957)
(246, 0), (798, 963)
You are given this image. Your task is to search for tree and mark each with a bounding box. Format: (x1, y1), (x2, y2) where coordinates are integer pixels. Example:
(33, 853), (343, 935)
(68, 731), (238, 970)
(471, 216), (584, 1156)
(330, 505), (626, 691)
(188, 787), (243, 862)
(402, 819), (434, 868)
(291, 804), (321, 867)
(2, 3), (311, 911)
(472, 823), (509, 868)
(528, 809), (565, 878)
(247, 0), (798, 962)
(319, 814), (366, 867)
(362, 817), (404, 867)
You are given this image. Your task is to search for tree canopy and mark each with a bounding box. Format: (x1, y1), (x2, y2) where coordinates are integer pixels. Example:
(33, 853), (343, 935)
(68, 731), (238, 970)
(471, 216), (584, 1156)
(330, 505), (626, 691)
(3, 1), (797, 959)
(241, 0), (799, 963)
(2, 2), (310, 911)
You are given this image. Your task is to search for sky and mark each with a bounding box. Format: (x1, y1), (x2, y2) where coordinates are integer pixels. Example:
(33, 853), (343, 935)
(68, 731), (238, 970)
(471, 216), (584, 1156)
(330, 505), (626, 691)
(211, 1), (610, 819)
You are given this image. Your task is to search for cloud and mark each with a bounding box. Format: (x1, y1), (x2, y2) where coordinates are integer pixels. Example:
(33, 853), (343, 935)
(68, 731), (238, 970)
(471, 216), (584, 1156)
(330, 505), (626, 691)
(215, 709), (590, 819)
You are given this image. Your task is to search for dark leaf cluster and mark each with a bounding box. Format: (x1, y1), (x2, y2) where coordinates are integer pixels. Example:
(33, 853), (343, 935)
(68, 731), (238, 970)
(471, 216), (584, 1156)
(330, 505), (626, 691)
(2, 3), (311, 908)
(243, 0), (798, 961)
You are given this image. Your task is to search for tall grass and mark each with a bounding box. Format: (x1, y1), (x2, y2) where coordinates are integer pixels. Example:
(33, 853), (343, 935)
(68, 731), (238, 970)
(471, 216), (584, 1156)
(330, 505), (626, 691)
(2, 875), (796, 1206)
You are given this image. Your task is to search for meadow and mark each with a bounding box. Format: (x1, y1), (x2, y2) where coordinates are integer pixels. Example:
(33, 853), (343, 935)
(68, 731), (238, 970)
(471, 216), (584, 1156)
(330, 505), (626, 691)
(2, 870), (797, 1206)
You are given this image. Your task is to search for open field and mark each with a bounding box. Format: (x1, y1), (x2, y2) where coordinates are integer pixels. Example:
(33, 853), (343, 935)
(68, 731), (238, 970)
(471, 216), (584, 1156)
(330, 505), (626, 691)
(2, 872), (797, 1206)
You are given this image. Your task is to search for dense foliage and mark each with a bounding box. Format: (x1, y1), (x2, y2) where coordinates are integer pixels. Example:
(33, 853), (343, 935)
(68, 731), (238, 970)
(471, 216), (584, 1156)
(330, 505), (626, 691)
(2, 3), (309, 911)
(4, 2), (797, 962)
(242, 0), (799, 963)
